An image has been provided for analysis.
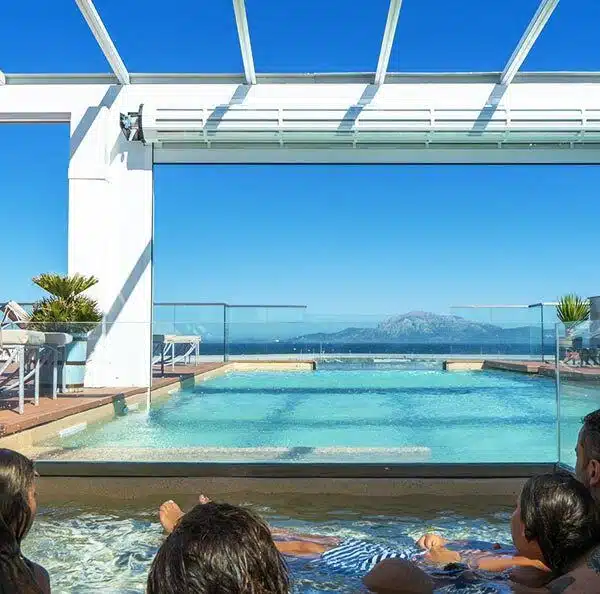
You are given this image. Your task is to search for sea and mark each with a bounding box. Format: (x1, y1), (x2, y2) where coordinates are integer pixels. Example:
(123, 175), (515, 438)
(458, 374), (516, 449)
(192, 341), (554, 357)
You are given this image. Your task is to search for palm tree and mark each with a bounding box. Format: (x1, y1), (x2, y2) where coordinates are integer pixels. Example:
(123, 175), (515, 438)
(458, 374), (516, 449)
(30, 273), (102, 334)
(557, 294), (590, 336)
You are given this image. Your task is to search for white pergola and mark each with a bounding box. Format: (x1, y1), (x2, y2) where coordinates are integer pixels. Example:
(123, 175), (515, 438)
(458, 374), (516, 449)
(1, 0), (597, 388)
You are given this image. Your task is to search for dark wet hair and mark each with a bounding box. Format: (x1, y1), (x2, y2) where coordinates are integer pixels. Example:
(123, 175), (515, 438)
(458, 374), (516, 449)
(0, 448), (41, 594)
(581, 409), (600, 461)
(520, 471), (600, 575)
(147, 502), (289, 594)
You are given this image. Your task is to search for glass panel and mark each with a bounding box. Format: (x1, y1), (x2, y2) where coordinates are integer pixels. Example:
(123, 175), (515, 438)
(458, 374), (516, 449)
(153, 303), (226, 363)
(557, 319), (600, 469)
(451, 305), (557, 361)
(12, 307), (564, 464)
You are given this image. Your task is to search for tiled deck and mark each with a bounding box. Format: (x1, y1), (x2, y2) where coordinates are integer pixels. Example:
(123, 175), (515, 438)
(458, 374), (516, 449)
(445, 359), (600, 380)
(485, 360), (600, 380)
(0, 363), (225, 438)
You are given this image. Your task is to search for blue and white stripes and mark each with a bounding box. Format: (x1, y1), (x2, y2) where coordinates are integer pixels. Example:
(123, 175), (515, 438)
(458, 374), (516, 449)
(319, 539), (418, 574)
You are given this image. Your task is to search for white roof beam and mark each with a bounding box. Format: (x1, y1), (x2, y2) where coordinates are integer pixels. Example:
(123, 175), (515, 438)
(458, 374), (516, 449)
(375, 0), (403, 85)
(500, 0), (559, 86)
(0, 71), (5, 85)
(74, 0), (130, 85)
(232, 0), (256, 85)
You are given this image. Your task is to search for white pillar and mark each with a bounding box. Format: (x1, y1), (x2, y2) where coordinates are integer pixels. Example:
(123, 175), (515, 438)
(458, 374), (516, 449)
(68, 96), (153, 388)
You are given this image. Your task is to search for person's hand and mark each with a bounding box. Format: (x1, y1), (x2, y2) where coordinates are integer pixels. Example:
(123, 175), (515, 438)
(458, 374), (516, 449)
(417, 533), (448, 549)
(198, 494), (211, 504)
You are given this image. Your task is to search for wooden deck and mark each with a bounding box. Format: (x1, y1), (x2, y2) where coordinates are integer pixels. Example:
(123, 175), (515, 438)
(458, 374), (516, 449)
(0, 363), (225, 438)
(484, 360), (600, 381)
(445, 359), (600, 381)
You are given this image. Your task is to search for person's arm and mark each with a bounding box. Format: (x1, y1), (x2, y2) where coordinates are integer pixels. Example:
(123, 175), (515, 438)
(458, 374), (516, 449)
(422, 544), (549, 574)
(274, 540), (329, 557)
(363, 559), (435, 594)
(476, 554), (549, 573)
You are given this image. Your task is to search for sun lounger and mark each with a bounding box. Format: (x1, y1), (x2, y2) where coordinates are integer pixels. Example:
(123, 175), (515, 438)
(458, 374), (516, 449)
(0, 329), (45, 414)
(153, 334), (202, 374)
(0, 303), (74, 412)
(0, 300), (31, 328)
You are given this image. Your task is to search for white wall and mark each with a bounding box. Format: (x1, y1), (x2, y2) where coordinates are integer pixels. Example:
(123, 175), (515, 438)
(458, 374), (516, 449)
(68, 98), (153, 388)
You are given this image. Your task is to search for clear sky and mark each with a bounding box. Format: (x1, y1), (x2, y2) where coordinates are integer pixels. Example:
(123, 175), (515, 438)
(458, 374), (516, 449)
(2, 0), (600, 316)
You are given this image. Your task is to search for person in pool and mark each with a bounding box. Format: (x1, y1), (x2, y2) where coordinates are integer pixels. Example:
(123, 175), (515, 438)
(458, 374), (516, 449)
(0, 448), (50, 594)
(158, 496), (548, 577)
(575, 408), (600, 501)
(149, 500), (289, 594)
(364, 471), (600, 593)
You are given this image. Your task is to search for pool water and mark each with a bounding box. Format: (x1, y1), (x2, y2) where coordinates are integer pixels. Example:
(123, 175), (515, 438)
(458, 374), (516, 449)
(42, 366), (600, 464)
(24, 496), (516, 593)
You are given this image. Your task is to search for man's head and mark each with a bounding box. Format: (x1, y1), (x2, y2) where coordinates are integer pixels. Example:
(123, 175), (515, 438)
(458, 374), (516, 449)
(575, 409), (600, 496)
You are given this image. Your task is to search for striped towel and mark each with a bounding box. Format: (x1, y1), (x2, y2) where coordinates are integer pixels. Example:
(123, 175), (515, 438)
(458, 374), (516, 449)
(319, 539), (420, 574)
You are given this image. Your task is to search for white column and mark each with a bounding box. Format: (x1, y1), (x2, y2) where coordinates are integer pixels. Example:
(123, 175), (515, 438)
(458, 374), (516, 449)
(68, 96), (153, 388)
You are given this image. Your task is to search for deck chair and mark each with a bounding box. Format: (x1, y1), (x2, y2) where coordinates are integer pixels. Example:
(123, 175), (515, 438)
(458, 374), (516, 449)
(0, 300), (31, 328)
(0, 329), (45, 414)
(0, 302), (73, 411)
(153, 334), (202, 374)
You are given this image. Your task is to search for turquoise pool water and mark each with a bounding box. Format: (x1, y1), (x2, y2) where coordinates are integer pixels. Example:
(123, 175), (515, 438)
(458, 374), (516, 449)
(24, 496), (515, 593)
(43, 366), (600, 464)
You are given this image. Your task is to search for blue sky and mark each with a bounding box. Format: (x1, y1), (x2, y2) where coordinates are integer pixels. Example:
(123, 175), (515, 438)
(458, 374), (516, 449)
(2, 1), (600, 317)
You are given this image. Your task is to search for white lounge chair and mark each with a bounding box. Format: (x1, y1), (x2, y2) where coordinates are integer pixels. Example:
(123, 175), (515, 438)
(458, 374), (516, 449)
(153, 334), (202, 374)
(0, 329), (45, 414)
(0, 300), (31, 328)
(0, 302), (73, 413)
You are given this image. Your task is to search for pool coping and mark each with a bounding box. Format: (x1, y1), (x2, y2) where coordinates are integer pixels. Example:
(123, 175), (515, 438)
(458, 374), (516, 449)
(35, 464), (566, 500)
(35, 461), (557, 478)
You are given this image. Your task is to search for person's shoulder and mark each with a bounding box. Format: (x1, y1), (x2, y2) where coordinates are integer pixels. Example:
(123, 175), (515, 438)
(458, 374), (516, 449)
(546, 574), (577, 593)
(31, 562), (51, 594)
(547, 563), (600, 594)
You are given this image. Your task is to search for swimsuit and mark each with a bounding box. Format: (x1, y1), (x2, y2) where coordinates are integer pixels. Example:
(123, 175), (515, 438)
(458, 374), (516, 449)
(319, 539), (421, 574)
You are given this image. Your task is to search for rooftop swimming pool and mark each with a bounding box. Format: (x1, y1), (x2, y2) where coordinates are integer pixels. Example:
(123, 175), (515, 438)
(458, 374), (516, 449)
(25, 493), (516, 593)
(37, 363), (600, 465)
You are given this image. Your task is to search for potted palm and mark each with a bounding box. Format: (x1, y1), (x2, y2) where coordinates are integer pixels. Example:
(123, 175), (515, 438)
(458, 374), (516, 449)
(30, 273), (102, 390)
(557, 294), (590, 357)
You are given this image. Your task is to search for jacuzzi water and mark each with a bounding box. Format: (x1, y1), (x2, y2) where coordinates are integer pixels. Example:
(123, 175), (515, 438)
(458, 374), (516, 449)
(23, 495), (517, 593)
(41, 366), (597, 464)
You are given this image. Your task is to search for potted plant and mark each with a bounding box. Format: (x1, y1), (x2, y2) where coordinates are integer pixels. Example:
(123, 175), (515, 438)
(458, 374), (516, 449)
(30, 273), (102, 391)
(557, 294), (590, 356)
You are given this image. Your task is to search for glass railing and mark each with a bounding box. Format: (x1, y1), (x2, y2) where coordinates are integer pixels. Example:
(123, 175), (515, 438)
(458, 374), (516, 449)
(556, 321), (600, 469)
(0, 305), (568, 465)
(451, 304), (557, 361)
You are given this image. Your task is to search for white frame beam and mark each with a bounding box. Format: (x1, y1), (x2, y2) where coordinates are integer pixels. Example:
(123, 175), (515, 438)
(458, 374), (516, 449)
(500, 0), (559, 86)
(232, 0), (256, 85)
(74, 0), (130, 85)
(375, 0), (403, 85)
(0, 71), (5, 85)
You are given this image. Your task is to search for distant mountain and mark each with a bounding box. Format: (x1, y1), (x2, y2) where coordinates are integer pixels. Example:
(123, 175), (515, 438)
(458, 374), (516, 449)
(293, 311), (540, 344)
